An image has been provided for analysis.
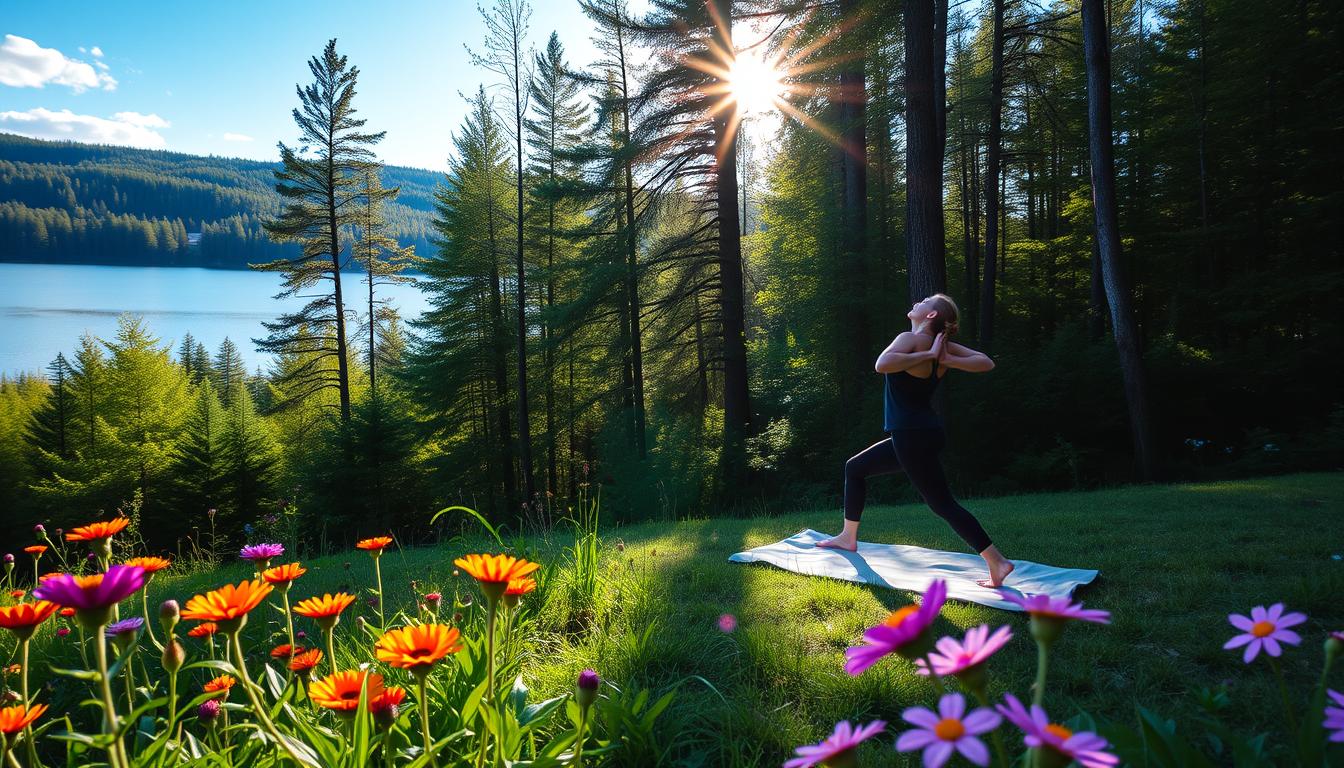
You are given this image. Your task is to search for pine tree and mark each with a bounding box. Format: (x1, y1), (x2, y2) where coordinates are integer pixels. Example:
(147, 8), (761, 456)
(222, 384), (279, 528)
(352, 169), (417, 392)
(27, 354), (75, 468)
(212, 337), (246, 408)
(257, 38), (385, 423)
(168, 379), (229, 537)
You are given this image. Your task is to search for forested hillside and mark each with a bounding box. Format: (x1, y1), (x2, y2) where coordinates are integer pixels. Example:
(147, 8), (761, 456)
(0, 133), (437, 268)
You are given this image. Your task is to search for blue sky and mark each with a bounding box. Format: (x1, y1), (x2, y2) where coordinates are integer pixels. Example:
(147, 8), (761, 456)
(0, 0), (646, 171)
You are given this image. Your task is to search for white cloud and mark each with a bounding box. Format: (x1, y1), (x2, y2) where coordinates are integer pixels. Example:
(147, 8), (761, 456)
(222, 132), (254, 142)
(0, 35), (116, 92)
(0, 107), (169, 149)
(90, 46), (104, 58)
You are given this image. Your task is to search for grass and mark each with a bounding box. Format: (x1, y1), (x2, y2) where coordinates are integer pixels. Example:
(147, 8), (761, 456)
(15, 471), (1344, 766)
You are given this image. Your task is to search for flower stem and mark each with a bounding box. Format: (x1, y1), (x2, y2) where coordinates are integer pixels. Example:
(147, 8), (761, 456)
(1032, 642), (1050, 708)
(575, 704), (587, 768)
(373, 557), (385, 631)
(123, 649), (136, 714)
(974, 687), (1009, 768)
(20, 639), (41, 768)
(417, 675), (436, 768)
(475, 599), (498, 768)
(922, 653), (947, 694)
(1269, 657), (1299, 736)
(229, 630), (307, 766)
(325, 627), (337, 676)
(141, 581), (162, 651)
(165, 665), (178, 757)
(95, 628), (127, 768)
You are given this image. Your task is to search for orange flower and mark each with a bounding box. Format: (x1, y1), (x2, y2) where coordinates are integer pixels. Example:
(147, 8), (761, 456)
(288, 648), (323, 673)
(309, 670), (385, 712)
(7, 590), (23, 600)
(0, 703), (47, 735)
(65, 517), (130, 542)
(58, 607), (75, 617)
(203, 674), (235, 699)
(122, 556), (171, 573)
(262, 562), (307, 585)
(293, 593), (356, 620)
(0, 601), (59, 638)
(181, 580), (273, 629)
(187, 622), (218, 638)
(3, 664), (18, 675)
(356, 536), (394, 553)
(375, 624), (462, 673)
(505, 577), (536, 596)
(39, 573), (62, 584)
(23, 545), (47, 556)
(271, 643), (304, 659)
(453, 554), (539, 584)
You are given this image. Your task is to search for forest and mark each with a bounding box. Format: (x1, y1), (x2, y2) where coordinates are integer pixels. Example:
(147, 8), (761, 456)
(0, 0), (1340, 553)
(0, 133), (437, 268)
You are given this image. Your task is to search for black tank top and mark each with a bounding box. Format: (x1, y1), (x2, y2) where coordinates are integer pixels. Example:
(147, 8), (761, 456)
(882, 360), (943, 431)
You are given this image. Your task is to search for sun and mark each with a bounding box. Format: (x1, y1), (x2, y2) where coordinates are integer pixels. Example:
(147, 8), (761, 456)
(728, 49), (785, 115)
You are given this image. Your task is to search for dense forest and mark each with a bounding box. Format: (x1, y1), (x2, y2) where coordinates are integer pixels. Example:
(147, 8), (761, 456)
(0, 133), (437, 268)
(1, 0), (1340, 554)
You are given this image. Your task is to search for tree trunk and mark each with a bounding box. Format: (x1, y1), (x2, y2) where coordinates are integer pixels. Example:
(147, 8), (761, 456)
(1082, 0), (1159, 481)
(905, 0), (946, 301)
(513, 46), (536, 518)
(978, 0), (1004, 352)
(617, 27), (647, 459)
(837, 0), (869, 435)
(327, 158), (350, 423)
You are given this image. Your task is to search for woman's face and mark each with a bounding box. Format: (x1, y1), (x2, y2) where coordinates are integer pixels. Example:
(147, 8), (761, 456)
(907, 297), (936, 323)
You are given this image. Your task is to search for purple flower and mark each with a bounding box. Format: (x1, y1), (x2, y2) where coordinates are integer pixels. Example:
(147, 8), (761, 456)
(915, 624), (1014, 679)
(845, 579), (947, 675)
(577, 668), (600, 691)
(3, 554), (12, 564)
(239, 543), (284, 562)
(1325, 689), (1344, 743)
(575, 668), (601, 708)
(896, 693), (1000, 767)
(198, 698), (221, 722)
(784, 720), (886, 768)
(718, 613), (737, 633)
(105, 617), (144, 639)
(33, 565), (146, 614)
(33, 524), (45, 534)
(998, 591), (1111, 623)
(1223, 603), (1307, 663)
(997, 694), (1118, 768)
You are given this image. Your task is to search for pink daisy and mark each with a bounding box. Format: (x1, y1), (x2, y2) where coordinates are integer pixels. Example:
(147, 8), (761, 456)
(718, 613), (737, 633)
(998, 592), (1111, 624)
(996, 693), (1118, 768)
(784, 720), (886, 768)
(845, 579), (947, 675)
(915, 624), (1014, 679)
(1325, 689), (1344, 743)
(896, 693), (1000, 767)
(1222, 603), (1306, 663)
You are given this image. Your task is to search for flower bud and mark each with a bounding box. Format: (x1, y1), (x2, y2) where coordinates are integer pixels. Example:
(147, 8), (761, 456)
(33, 524), (46, 537)
(198, 698), (221, 725)
(56, 627), (70, 638)
(452, 612), (464, 624)
(1327, 632), (1343, 664)
(162, 639), (185, 674)
(2, 690), (19, 704)
(424, 592), (441, 608)
(160, 599), (180, 636)
(575, 668), (600, 708)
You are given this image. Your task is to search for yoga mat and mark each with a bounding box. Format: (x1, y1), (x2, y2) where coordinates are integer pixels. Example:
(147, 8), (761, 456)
(727, 528), (1099, 612)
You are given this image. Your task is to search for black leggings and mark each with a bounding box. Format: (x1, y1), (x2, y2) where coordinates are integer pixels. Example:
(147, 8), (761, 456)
(843, 429), (994, 553)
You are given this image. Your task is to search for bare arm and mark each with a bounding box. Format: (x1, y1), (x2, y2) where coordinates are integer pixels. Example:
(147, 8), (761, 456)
(938, 340), (995, 373)
(875, 332), (938, 373)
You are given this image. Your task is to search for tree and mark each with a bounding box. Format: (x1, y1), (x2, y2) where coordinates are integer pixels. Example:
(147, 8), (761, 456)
(1081, 0), (1157, 480)
(906, 0), (947, 301)
(221, 384), (279, 527)
(212, 337), (246, 408)
(352, 169), (417, 393)
(168, 379), (229, 536)
(27, 354), (74, 468)
(979, 0), (1006, 350)
(257, 38), (386, 423)
(472, 0), (538, 511)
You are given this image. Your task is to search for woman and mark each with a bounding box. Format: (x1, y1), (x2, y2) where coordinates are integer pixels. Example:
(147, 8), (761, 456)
(816, 293), (1015, 588)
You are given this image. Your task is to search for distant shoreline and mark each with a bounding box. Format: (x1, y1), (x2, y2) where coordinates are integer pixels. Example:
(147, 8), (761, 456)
(0, 257), (423, 276)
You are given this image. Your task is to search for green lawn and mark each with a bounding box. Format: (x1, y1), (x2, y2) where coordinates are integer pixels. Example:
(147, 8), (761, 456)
(21, 471), (1344, 766)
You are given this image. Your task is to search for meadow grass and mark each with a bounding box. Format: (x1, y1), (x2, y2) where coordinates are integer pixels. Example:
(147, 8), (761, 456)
(17, 471), (1343, 766)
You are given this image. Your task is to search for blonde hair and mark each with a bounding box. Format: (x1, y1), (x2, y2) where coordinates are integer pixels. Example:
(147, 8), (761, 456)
(927, 293), (960, 336)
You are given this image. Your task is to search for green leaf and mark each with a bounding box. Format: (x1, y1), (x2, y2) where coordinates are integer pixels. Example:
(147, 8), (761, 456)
(430, 505), (503, 547)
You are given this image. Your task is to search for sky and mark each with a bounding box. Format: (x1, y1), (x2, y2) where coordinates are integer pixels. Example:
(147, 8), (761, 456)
(0, 0), (656, 172)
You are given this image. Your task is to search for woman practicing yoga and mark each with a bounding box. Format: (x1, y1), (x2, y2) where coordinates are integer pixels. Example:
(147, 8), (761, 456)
(816, 293), (1016, 588)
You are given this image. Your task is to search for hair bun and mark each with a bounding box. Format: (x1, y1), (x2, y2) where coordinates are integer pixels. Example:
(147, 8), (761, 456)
(944, 319), (959, 335)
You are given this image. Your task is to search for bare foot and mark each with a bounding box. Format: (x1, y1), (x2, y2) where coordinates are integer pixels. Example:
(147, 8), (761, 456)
(976, 559), (1015, 589)
(816, 535), (858, 552)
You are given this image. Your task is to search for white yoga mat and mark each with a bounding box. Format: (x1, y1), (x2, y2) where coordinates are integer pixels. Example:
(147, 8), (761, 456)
(727, 528), (1100, 612)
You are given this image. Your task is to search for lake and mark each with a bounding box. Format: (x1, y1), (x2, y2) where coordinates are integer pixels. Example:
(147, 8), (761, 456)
(0, 262), (430, 376)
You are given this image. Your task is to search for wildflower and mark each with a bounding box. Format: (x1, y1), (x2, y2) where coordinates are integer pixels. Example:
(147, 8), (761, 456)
(356, 536), (394, 553)
(2, 664), (16, 676)
(32, 565), (146, 630)
(262, 562), (306, 586)
(1325, 690), (1344, 743)
(310, 670), (385, 714)
(1223, 603), (1306, 663)
(55, 627), (70, 638)
(32, 524), (45, 536)
(375, 624), (462, 675)
(57, 606), (74, 617)
(23, 545), (46, 558)
(784, 720), (887, 768)
(718, 613), (738, 633)
(371, 686), (407, 729)
(187, 623), (218, 638)
(0, 703), (47, 735)
(197, 698), (221, 723)
(896, 693), (1001, 767)
(271, 644), (304, 659)
(203, 674), (236, 700)
(239, 543), (284, 571)
(105, 617), (144, 650)
(0, 600), (59, 641)
(915, 624), (1014, 690)
(122, 556), (171, 574)
(576, 668), (601, 708)
(296, 630), (307, 639)
(159, 599), (180, 636)
(1000, 591), (1110, 646)
(181, 580), (273, 633)
(503, 577), (536, 608)
(6, 590), (21, 600)
(453, 554), (540, 603)
(845, 579), (947, 675)
(65, 517), (130, 542)
(997, 693), (1118, 768)
(288, 648), (322, 677)
(292, 593), (357, 630)
(424, 592), (442, 608)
